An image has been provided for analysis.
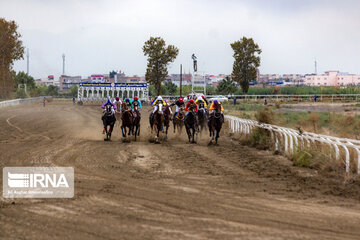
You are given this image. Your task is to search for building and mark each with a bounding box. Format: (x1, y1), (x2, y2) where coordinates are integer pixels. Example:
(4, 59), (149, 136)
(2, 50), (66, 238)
(90, 75), (104, 83)
(59, 75), (82, 91)
(305, 71), (360, 87)
(35, 75), (56, 87)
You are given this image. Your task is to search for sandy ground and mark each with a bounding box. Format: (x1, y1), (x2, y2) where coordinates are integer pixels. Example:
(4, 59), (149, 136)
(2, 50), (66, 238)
(1, 101), (360, 240)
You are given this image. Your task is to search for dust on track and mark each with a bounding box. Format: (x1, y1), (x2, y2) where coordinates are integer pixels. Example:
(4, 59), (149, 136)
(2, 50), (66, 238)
(1, 101), (360, 240)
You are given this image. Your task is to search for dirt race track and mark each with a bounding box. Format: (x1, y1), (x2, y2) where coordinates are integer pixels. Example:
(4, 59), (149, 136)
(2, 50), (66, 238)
(1, 101), (360, 240)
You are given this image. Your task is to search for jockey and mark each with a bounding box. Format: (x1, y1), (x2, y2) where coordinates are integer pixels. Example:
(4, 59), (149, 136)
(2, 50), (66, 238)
(201, 95), (209, 105)
(101, 98), (117, 134)
(152, 96), (166, 114)
(195, 96), (207, 118)
(124, 98), (132, 110)
(195, 96), (207, 108)
(131, 96), (142, 109)
(185, 99), (198, 116)
(131, 96), (142, 117)
(170, 97), (185, 121)
(209, 99), (224, 122)
(113, 97), (122, 113)
(101, 98), (117, 113)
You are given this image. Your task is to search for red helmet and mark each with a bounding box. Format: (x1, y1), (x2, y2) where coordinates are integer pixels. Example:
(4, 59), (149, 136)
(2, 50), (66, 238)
(201, 95), (205, 99)
(189, 99), (194, 103)
(115, 97), (119, 101)
(178, 98), (183, 103)
(134, 96), (138, 100)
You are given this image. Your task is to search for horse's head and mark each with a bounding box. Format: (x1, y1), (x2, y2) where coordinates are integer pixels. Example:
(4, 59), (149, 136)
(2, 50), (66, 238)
(158, 103), (163, 113)
(105, 104), (113, 115)
(215, 103), (222, 113)
(121, 102), (128, 110)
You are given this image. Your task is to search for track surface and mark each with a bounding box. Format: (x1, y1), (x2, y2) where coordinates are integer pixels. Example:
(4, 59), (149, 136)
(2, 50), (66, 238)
(1, 101), (360, 239)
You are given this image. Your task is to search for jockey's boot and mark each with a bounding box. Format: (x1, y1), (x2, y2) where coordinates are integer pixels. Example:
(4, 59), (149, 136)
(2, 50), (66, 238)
(102, 128), (105, 134)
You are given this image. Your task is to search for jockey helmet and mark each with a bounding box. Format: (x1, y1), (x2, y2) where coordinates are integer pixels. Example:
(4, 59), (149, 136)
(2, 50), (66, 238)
(134, 96), (138, 100)
(197, 96), (202, 101)
(125, 98), (130, 102)
(178, 98), (183, 103)
(213, 99), (219, 105)
(201, 95), (205, 99)
(106, 98), (111, 104)
(158, 96), (163, 100)
(189, 99), (194, 103)
(165, 99), (168, 103)
(115, 97), (119, 101)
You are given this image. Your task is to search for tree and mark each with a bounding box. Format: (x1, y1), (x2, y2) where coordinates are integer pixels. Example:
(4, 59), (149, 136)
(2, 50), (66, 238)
(164, 81), (177, 95)
(46, 85), (58, 96)
(0, 18), (24, 99)
(70, 85), (78, 97)
(231, 37), (261, 94)
(14, 71), (36, 89)
(143, 37), (179, 95)
(216, 76), (237, 95)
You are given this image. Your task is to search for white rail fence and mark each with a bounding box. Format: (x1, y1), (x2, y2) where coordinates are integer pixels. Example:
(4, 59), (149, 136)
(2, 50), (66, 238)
(0, 97), (49, 108)
(225, 115), (360, 174)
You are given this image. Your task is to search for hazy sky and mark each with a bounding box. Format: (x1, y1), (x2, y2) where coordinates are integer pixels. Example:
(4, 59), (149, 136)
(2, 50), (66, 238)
(1, 0), (360, 79)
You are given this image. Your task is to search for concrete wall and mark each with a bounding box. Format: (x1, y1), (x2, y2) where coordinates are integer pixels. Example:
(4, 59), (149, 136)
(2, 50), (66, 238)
(0, 97), (49, 108)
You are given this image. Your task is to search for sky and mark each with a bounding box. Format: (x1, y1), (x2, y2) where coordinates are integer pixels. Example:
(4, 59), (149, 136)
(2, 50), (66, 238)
(1, 0), (360, 79)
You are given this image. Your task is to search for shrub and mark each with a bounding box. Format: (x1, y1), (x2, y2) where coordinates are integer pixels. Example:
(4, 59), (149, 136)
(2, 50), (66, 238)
(255, 107), (273, 124)
(308, 112), (319, 132)
(249, 127), (272, 150)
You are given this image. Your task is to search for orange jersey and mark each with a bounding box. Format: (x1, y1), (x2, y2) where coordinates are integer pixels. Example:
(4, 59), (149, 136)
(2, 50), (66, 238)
(209, 102), (224, 111)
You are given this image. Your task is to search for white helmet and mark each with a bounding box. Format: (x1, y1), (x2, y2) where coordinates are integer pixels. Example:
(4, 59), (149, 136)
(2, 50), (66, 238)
(197, 96), (203, 101)
(158, 96), (163, 100)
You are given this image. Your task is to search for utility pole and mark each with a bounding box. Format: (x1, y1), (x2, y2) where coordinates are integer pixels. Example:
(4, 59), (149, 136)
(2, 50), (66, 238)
(26, 48), (29, 75)
(315, 59), (317, 75)
(180, 64), (182, 98)
(62, 54), (65, 75)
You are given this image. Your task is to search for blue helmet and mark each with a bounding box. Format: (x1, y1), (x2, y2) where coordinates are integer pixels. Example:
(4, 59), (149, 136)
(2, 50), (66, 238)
(125, 98), (130, 102)
(106, 98), (112, 104)
(214, 99), (218, 104)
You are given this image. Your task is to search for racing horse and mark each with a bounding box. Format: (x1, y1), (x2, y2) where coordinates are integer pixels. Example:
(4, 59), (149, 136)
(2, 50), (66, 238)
(114, 101), (122, 128)
(163, 104), (172, 140)
(132, 101), (141, 141)
(184, 105), (198, 143)
(121, 102), (133, 139)
(150, 103), (164, 143)
(208, 104), (223, 144)
(173, 107), (185, 134)
(197, 102), (208, 134)
(102, 104), (116, 141)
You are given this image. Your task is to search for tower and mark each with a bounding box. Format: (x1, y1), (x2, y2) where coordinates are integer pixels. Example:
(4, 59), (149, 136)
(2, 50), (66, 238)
(26, 48), (29, 75)
(62, 54), (65, 75)
(315, 59), (317, 75)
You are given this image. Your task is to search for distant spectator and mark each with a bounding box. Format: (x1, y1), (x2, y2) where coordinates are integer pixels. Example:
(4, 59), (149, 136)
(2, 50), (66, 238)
(233, 96), (237, 105)
(264, 99), (267, 105)
(314, 95), (317, 102)
(228, 93), (231, 99)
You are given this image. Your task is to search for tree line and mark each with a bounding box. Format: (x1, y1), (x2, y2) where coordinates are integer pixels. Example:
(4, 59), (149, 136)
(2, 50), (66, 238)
(1, 18), (262, 99)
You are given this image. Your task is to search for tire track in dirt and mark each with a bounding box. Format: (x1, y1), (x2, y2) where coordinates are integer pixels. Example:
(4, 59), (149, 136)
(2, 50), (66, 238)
(1, 102), (360, 240)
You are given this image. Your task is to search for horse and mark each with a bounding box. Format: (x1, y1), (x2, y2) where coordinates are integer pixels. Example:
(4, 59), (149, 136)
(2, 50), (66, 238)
(150, 103), (164, 143)
(114, 101), (122, 128)
(132, 101), (141, 141)
(208, 104), (223, 144)
(102, 104), (116, 141)
(184, 106), (198, 143)
(163, 104), (172, 140)
(197, 103), (208, 134)
(121, 102), (133, 139)
(173, 107), (185, 134)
